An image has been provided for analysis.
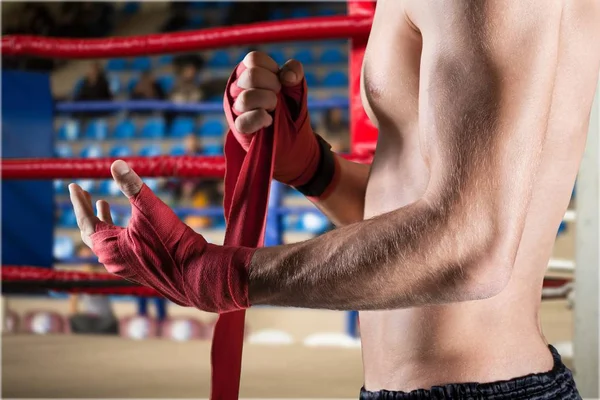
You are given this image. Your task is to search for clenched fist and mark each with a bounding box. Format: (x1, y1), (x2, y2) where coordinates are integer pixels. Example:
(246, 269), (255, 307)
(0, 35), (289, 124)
(225, 51), (322, 188)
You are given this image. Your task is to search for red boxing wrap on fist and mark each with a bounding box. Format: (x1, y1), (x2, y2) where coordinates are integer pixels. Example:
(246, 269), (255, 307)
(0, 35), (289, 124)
(90, 184), (256, 313)
(225, 63), (320, 187)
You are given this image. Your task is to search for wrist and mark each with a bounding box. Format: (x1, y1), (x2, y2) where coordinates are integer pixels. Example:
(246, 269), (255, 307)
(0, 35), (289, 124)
(294, 134), (340, 199)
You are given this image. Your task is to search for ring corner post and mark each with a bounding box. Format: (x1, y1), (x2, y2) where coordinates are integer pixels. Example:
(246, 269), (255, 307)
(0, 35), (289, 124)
(348, 1), (377, 156)
(1, 70), (54, 269)
(574, 76), (600, 398)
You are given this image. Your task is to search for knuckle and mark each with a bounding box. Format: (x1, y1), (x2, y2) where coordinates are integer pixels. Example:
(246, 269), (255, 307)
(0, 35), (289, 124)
(244, 51), (264, 66)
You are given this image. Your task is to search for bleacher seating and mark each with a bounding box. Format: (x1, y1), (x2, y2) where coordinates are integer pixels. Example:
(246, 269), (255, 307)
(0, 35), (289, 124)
(138, 144), (162, 157)
(131, 57), (152, 71)
(322, 71), (348, 87)
(108, 74), (122, 95)
(55, 143), (74, 158)
(157, 75), (176, 93)
(54, 235), (75, 259)
(170, 117), (195, 137)
(208, 50), (230, 67)
(140, 117), (166, 138)
(57, 2), (352, 236)
(80, 144), (103, 158)
(293, 49), (315, 65)
(109, 144), (134, 157)
(58, 120), (80, 141)
(112, 119), (136, 139)
(106, 58), (128, 72)
(84, 120), (109, 140)
(320, 48), (346, 64)
(198, 118), (225, 137)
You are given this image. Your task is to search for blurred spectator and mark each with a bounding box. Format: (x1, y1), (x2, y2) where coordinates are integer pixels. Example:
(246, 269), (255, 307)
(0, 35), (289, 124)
(68, 244), (118, 335)
(323, 108), (349, 136)
(161, 2), (190, 32)
(137, 297), (168, 324)
(75, 62), (112, 102)
(171, 64), (204, 104)
(56, 2), (115, 38)
(130, 71), (165, 117)
(225, 1), (271, 26)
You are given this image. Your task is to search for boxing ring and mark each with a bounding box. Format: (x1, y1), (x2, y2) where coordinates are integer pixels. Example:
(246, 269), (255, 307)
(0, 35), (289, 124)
(1, 2), (598, 398)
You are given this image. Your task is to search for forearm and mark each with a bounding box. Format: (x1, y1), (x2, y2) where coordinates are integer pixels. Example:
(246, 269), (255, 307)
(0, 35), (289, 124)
(248, 199), (501, 310)
(308, 155), (370, 226)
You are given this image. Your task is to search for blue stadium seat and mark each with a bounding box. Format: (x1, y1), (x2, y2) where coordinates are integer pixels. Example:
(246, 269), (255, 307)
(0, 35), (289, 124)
(212, 215), (226, 229)
(122, 2), (140, 15)
(58, 120), (80, 141)
(202, 143), (223, 156)
(322, 71), (348, 87)
(298, 211), (329, 234)
(58, 209), (78, 228)
(126, 76), (139, 93)
(76, 179), (96, 194)
(320, 48), (346, 64)
(108, 74), (122, 95)
(170, 144), (186, 156)
(317, 8), (339, 16)
(557, 221), (567, 236)
(145, 178), (160, 193)
(188, 14), (205, 27)
(170, 117), (196, 137)
(53, 179), (67, 194)
(106, 58), (128, 72)
(140, 117), (166, 138)
(268, 9), (286, 20)
(80, 145), (103, 158)
(109, 144), (133, 158)
(85, 119), (109, 140)
(293, 49), (315, 65)
(112, 119), (136, 139)
(157, 75), (176, 93)
(291, 8), (310, 18)
(55, 144), (73, 158)
(139, 144), (162, 157)
(268, 50), (287, 66)
(131, 57), (152, 71)
(304, 72), (318, 87)
(157, 54), (174, 67)
(208, 50), (231, 67)
(198, 119), (225, 137)
(53, 236), (75, 259)
(99, 179), (121, 196)
(73, 78), (84, 95)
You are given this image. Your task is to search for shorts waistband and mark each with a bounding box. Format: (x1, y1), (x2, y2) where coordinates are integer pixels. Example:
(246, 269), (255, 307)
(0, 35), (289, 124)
(360, 345), (580, 400)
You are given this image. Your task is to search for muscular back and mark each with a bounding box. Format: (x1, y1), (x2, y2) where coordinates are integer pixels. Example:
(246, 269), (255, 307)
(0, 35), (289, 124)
(360, 0), (600, 391)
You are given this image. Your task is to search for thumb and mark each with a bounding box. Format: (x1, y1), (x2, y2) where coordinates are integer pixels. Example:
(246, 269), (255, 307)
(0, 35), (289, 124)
(279, 59), (304, 88)
(111, 160), (143, 198)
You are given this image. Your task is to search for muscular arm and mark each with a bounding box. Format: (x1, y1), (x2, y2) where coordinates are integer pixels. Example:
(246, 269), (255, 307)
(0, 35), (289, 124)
(249, 0), (562, 310)
(310, 155), (370, 226)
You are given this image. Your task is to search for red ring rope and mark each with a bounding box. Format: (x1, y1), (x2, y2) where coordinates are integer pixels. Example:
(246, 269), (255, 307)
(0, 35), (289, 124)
(2, 16), (372, 58)
(2, 154), (373, 179)
(2, 266), (159, 297)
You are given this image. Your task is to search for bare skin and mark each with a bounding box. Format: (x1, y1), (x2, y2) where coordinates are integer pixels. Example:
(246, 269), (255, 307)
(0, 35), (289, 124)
(69, 0), (600, 393)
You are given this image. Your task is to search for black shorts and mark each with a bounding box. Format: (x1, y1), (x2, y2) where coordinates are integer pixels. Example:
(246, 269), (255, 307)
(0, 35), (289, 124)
(360, 346), (580, 400)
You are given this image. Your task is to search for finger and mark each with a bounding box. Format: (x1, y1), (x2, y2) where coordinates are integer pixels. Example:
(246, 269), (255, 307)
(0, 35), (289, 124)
(233, 89), (278, 113)
(111, 160), (143, 198)
(279, 59), (305, 87)
(84, 190), (92, 207)
(242, 51), (279, 73)
(237, 67), (281, 92)
(68, 184), (99, 242)
(235, 109), (273, 134)
(96, 200), (114, 225)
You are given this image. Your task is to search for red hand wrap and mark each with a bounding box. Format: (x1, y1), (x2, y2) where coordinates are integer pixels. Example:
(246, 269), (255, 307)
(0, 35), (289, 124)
(225, 63), (320, 187)
(91, 184), (255, 313)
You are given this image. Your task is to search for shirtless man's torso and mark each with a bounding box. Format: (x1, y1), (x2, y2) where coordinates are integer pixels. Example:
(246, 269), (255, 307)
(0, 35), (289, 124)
(359, 0), (600, 391)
